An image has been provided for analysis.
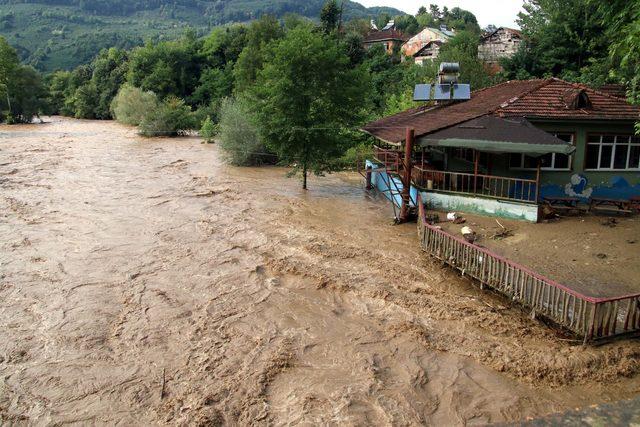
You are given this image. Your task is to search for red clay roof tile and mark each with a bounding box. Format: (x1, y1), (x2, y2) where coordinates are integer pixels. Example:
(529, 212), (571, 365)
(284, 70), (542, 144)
(363, 78), (640, 144)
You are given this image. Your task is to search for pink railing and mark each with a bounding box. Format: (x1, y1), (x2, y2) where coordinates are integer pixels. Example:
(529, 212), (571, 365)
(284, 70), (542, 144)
(413, 167), (539, 204)
(417, 194), (640, 341)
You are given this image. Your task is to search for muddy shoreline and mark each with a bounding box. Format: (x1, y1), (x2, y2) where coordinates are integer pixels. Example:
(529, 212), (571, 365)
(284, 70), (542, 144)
(1, 117), (639, 425)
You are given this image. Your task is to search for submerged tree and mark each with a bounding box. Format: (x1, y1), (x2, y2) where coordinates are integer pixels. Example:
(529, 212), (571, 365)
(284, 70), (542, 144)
(250, 26), (370, 189)
(0, 37), (46, 123)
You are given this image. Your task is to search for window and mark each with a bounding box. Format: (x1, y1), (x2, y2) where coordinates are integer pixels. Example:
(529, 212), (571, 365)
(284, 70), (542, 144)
(509, 132), (574, 170)
(585, 134), (640, 170)
(451, 148), (488, 166)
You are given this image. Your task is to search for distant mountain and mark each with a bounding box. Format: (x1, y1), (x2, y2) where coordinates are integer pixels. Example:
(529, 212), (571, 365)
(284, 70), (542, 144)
(0, 0), (403, 72)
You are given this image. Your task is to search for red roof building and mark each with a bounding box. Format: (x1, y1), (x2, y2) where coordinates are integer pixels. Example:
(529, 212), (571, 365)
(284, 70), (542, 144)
(364, 78), (640, 211)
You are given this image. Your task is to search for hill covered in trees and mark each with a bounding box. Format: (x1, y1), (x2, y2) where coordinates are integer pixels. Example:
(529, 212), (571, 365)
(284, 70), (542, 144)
(0, 0), (402, 71)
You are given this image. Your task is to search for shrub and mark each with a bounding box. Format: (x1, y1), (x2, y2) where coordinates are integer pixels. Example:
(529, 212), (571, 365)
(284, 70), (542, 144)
(218, 97), (269, 165)
(192, 99), (220, 128)
(200, 116), (217, 143)
(110, 84), (158, 126)
(335, 141), (373, 170)
(138, 96), (195, 137)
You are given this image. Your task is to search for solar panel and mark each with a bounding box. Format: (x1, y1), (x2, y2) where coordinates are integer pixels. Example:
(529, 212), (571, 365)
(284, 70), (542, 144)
(434, 84), (451, 100)
(452, 84), (471, 100)
(413, 84), (432, 101)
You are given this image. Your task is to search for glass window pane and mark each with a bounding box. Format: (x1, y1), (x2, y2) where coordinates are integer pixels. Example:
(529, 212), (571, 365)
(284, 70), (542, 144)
(616, 135), (631, 144)
(629, 145), (640, 169)
(586, 145), (600, 169)
(540, 153), (553, 168)
(600, 145), (613, 168)
(555, 154), (569, 169)
(509, 153), (522, 168)
(613, 145), (628, 169)
(555, 133), (573, 143)
(524, 155), (538, 169)
(631, 136), (640, 144)
(587, 134), (601, 143)
(602, 135), (615, 144)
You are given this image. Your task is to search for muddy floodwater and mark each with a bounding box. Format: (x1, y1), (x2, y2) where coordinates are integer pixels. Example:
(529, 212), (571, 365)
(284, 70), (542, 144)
(2, 117), (640, 425)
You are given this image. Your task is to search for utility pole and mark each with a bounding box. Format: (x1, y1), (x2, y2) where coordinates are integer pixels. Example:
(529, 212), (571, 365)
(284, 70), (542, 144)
(399, 127), (415, 223)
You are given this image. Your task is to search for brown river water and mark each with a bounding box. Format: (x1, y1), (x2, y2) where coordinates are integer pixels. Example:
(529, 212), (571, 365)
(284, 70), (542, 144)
(1, 117), (640, 425)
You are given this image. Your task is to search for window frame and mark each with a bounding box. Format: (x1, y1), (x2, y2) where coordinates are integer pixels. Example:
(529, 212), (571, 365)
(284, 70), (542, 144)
(585, 133), (640, 171)
(509, 132), (575, 171)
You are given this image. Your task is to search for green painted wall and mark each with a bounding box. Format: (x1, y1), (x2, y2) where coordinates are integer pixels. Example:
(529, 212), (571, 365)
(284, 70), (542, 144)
(440, 120), (640, 200)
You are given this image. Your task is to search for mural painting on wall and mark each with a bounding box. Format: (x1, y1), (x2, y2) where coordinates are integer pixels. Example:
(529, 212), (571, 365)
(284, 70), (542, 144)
(564, 174), (593, 199)
(561, 174), (640, 200)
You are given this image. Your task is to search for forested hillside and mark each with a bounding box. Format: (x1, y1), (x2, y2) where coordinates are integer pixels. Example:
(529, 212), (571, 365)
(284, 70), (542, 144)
(0, 0), (402, 71)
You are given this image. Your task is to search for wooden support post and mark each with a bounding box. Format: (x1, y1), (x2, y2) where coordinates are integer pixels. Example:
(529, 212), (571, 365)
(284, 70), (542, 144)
(534, 159), (542, 203)
(399, 127), (415, 223)
(473, 150), (479, 194)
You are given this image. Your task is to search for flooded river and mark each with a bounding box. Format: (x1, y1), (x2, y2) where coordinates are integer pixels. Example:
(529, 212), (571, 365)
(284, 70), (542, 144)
(1, 117), (639, 425)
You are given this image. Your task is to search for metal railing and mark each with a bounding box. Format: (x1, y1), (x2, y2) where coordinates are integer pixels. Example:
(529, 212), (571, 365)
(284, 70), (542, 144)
(373, 145), (403, 173)
(417, 194), (640, 341)
(413, 167), (539, 204)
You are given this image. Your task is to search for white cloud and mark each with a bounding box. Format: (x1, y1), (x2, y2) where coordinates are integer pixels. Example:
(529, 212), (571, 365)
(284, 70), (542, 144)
(355, 0), (525, 28)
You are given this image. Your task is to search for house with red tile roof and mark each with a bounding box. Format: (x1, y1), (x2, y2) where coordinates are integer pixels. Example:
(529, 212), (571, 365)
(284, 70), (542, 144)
(362, 78), (640, 221)
(363, 21), (408, 55)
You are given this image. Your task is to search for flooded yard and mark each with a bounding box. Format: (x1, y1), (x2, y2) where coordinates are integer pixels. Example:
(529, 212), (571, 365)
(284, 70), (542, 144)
(432, 209), (640, 298)
(1, 117), (640, 425)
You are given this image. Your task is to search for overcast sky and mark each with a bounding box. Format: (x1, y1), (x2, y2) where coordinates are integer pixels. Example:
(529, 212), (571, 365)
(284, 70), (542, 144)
(356, 0), (525, 28)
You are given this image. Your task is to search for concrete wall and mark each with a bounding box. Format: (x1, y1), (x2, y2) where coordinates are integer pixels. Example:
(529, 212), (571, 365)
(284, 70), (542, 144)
(422, 191), (539, 222)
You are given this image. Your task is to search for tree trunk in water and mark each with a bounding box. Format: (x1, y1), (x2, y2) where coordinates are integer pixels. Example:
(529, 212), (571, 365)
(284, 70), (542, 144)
(302, 163), (307, 190)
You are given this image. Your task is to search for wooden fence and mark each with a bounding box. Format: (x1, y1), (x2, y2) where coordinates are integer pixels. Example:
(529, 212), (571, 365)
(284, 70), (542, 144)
(417, 194), (640, 341)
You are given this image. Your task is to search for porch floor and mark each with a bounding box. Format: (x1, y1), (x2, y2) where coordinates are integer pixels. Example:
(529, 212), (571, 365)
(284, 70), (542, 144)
(430, 209), (640, 298)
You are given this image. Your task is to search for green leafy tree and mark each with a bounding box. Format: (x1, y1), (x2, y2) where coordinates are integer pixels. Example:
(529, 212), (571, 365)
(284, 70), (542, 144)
(0, 36), (19, 118)
(0, 37), (46, 123)
(590, 0), (640, 103)
(320, 0), (341, 34)
(250, 26), (370, 189)
(45, 70), (73, 114)
(191, 64), (234, 106)
(72, 81), (98, 119)
(502, 0), (608, 81)
(127, 32), (203, 101)
(5, 65), (47, 123)
(91, 47), (129, 119)
(376, 12), (391, 30)
(200, 26), (248, 68)
(233, 15), (284, 93)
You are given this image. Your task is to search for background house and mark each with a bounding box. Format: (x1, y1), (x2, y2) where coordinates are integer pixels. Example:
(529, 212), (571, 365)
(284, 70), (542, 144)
(401, 25), (454, 59)
(413, 40), (444, 65)
(363, 20), (407, 55)
(478, 27), (523, 66)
